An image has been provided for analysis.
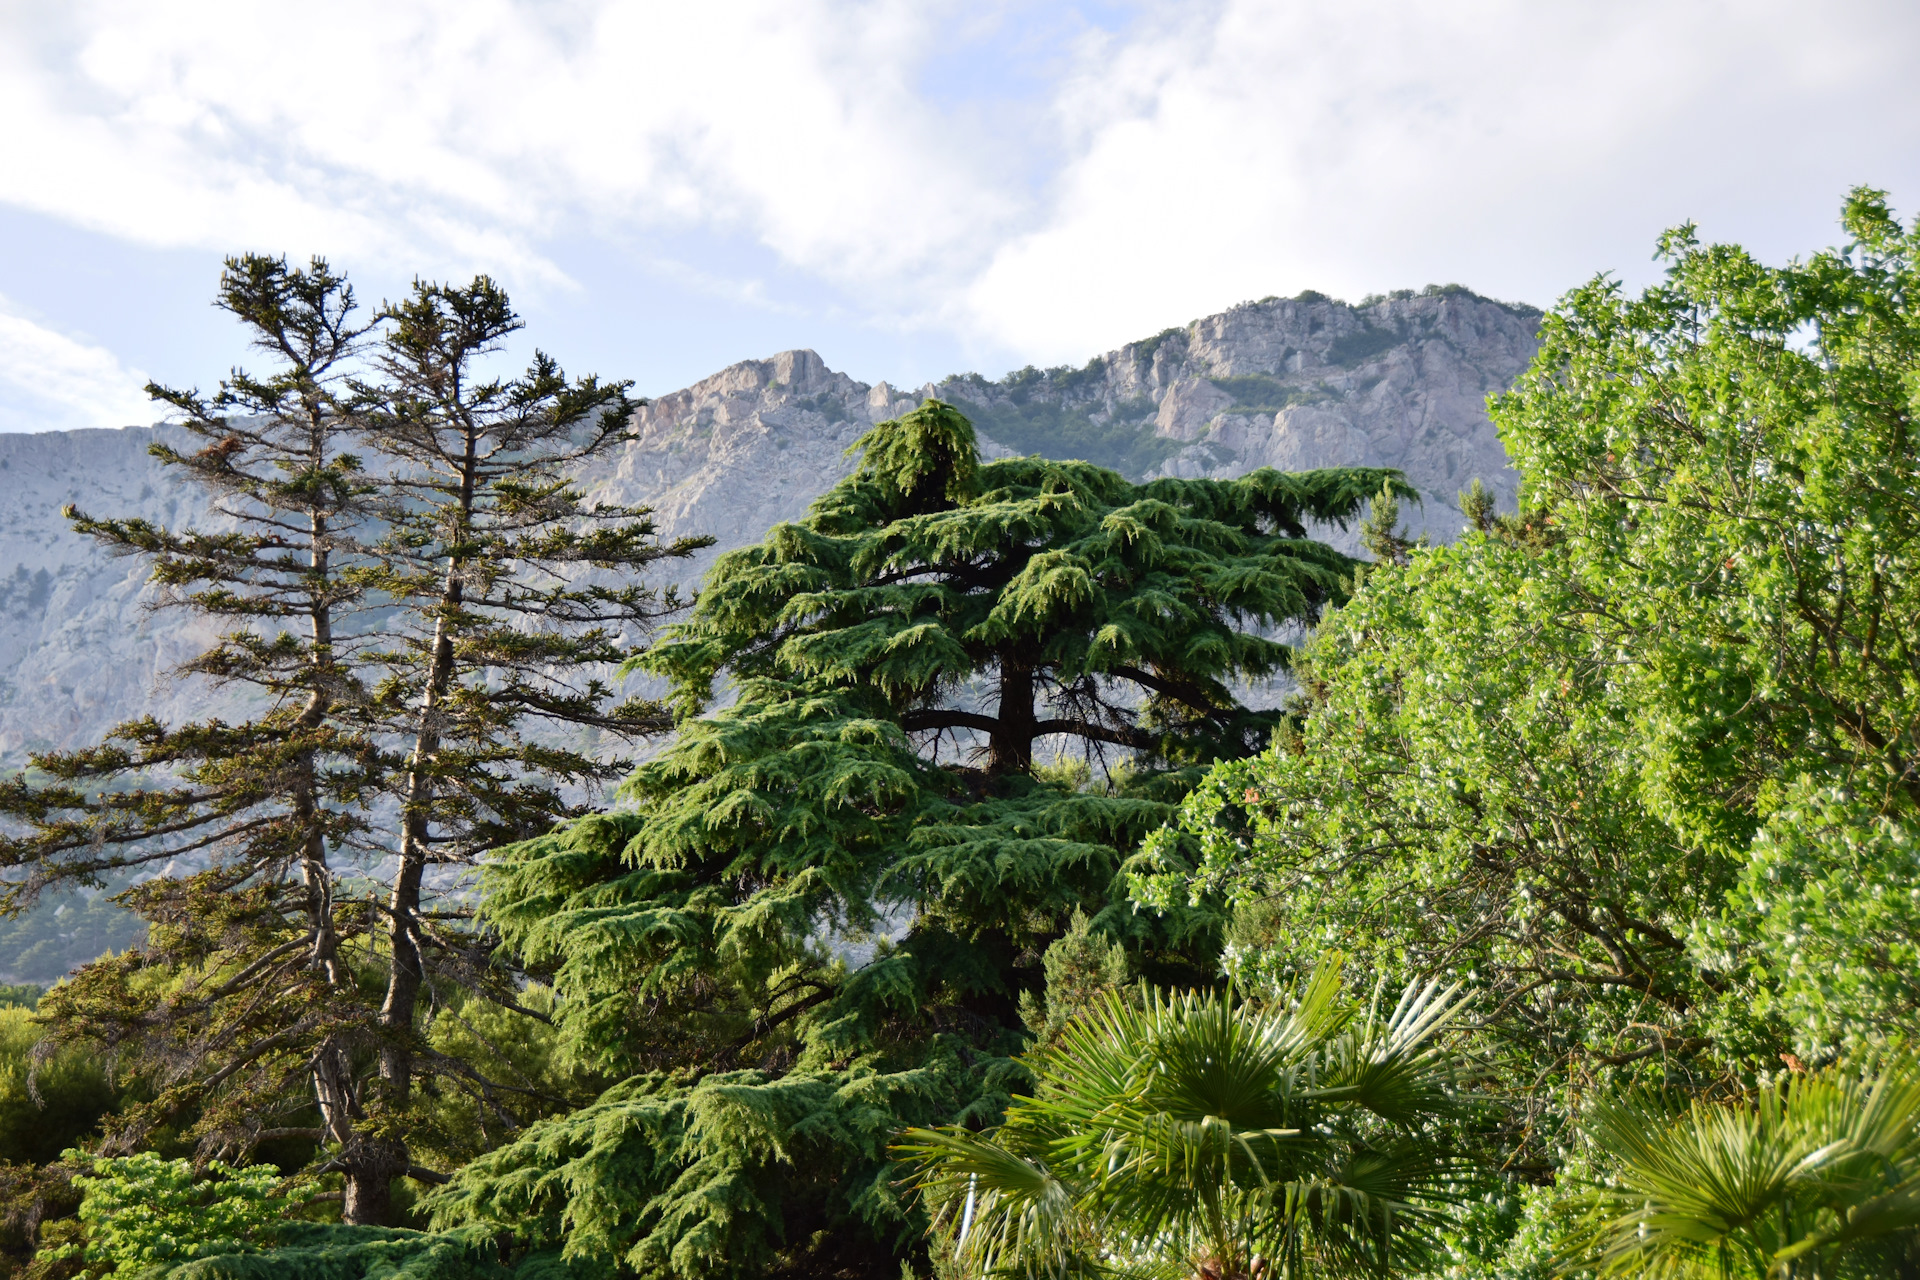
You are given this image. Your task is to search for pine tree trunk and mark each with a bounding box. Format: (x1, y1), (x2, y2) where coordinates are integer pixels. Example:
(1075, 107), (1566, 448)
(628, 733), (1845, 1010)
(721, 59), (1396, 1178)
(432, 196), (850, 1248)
(360, 602), (452, 1223)
(384, 519), (467, 1050)
(298, 507), (343, 985)
(342, 1134), (411, 1226)
(364, 446), (473, 1223)
(296, 501), (380, 1221)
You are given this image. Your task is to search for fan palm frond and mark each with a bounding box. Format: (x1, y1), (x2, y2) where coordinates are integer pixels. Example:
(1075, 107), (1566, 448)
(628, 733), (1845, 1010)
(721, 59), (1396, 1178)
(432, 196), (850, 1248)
(1315, 976), (1468, 1126)
(895, 1125), (1096, 1280)
(1572, 1056), (1920, 1279)
(900, 959), (1472, 1280)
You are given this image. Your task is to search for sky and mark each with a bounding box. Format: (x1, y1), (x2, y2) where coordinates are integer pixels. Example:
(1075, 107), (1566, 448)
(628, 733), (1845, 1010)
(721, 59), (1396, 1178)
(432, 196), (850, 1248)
(0, 0), (1915, 433)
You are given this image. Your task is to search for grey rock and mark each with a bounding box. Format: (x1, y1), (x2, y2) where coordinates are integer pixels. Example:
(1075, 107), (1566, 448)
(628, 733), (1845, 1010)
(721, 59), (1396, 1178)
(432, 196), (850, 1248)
(0, 424), (231, 764)
(0, 288), (1539, 766)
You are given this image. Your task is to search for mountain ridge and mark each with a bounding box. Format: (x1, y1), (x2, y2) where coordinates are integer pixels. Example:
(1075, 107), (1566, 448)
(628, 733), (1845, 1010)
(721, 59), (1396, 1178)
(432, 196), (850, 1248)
(0, 286), (1540, 769)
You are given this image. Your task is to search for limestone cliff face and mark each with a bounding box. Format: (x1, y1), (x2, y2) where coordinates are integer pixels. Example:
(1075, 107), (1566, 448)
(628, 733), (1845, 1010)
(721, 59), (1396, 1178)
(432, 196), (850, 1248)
(0, 289), (1538, 764)
(936, 287), (1541, 544)
(569, 348), (933, 596)
(0, 425), (230, 763)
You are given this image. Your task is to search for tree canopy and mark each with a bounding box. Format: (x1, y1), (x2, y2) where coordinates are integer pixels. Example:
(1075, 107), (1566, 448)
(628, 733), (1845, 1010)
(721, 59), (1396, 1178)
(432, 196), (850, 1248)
(23, 188), (1920, 1280)
(426, 401), (1407, 1279)
(0, 258), (702, 1232)
(1137, 187), (1920, 1270)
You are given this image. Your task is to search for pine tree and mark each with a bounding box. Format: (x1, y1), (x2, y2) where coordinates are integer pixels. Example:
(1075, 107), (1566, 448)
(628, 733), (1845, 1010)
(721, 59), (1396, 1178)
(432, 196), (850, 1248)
(0, 255), (388, 1196)
(0, 261), (704, 1231)
(1016, 907), (1130, 1048)
(1358, 480), (1425, 566)
(1457, 477), (1498, 533)
(335, 274), (710, 1222)
(2, 254), (373, 909)
(426, 402), (1409, 1279)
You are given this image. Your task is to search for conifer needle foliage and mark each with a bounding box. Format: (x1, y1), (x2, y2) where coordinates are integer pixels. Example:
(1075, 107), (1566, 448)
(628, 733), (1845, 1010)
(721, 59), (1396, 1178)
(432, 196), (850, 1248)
(430, 401), (1408, 1279)
(0, 258), (704, 1231)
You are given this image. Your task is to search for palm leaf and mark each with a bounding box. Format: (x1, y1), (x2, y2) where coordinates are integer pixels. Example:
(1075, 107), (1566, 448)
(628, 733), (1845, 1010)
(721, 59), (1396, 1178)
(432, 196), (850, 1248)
(896, 1126), (1097, 1280)
(1312, 975), (1468, 1126)
(898, 962), (1470, 1280)
(1571, 1057), (1920, 1278)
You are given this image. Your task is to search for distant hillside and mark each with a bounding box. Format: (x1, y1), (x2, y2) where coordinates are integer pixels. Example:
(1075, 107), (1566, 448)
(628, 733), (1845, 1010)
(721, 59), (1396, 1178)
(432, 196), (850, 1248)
(0, 286), (1540, 982)
(570, 285), (1539, 606)
(1, 285), (1538, 770)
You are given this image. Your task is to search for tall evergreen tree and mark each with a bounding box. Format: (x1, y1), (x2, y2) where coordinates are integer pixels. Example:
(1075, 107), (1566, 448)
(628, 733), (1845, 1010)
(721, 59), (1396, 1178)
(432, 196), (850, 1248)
(0, 255), (386, 1194)
(0, 262), (703, 1230)
(2, 253), (373, 909)
(338, 275), (710, 1222)
(426, 402), (1408, 1279)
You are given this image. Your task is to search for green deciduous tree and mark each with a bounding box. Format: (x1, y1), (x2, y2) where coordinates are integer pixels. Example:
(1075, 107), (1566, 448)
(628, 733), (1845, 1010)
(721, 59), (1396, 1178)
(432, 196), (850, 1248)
(1143, 530), (1720, 1087)
(1494, 190), (1920, 1072)
(0, 1005), (121, 1168)
(1146, 186), (1920, 1065)
(899, 963), (1469, 1280)
(0, 1002), (129, 1277)
(425, 402), (1406, 1279)
(1695, 784), (1920, 1061)
(1138, 187), (1920, 1267)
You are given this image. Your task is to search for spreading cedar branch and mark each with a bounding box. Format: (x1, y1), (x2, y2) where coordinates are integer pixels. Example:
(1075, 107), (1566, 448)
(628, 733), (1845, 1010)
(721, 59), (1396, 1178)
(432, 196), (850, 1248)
(429, 401), (1409, 1280)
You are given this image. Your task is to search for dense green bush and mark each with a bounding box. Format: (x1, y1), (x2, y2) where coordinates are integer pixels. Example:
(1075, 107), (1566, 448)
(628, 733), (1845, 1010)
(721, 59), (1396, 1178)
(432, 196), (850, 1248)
(38, 1151), (305, 1276)
(0, 1006), (119, 1167)
(1141, 187), (1920, 1272)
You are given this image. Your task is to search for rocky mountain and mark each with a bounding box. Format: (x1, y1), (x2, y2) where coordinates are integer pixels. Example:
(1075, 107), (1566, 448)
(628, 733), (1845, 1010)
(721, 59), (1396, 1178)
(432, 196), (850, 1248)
(0, 424), (226, 766)
(0, 286), (1540, 770)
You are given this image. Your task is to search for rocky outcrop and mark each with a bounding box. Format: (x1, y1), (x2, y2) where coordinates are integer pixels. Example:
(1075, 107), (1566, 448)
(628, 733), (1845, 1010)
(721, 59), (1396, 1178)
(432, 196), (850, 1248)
(0, 425), (231, 763)
(0, 288), (1539, 765)
(930, 286), (1540, 544)
(571, 349), (924, 596)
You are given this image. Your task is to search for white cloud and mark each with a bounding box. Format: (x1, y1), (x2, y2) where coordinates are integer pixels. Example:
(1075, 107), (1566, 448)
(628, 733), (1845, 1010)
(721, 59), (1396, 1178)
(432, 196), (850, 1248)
(0, 298), (152, 432)
(0, 0), (1020, 299)
(0, 0), (1915, 382)
(963, 0), (1920, 360)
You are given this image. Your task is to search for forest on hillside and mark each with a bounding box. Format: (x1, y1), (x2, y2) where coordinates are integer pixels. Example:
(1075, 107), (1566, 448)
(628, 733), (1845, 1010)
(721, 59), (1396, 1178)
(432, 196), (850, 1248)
(0, 188), (1917, 1280)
